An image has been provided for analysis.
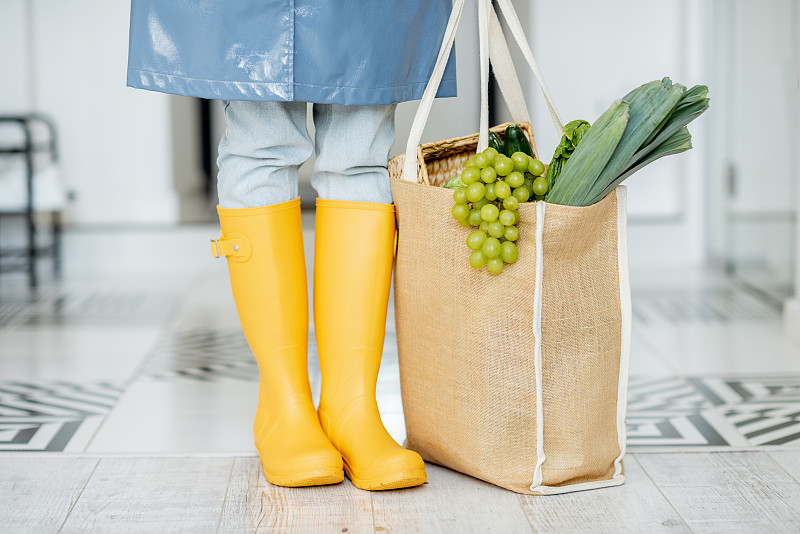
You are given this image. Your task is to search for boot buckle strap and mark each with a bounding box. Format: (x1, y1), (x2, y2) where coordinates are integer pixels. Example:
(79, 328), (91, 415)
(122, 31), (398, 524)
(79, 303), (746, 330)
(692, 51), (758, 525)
(210, 233), (252, 262)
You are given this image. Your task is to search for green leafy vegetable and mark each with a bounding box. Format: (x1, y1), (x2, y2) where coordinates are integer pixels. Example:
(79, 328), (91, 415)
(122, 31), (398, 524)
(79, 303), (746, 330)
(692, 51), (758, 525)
(545, 119), (590, 190)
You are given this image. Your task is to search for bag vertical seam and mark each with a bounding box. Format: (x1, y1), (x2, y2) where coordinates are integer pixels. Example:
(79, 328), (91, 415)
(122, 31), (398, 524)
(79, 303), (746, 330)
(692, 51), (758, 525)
(530, 200), (546, 491)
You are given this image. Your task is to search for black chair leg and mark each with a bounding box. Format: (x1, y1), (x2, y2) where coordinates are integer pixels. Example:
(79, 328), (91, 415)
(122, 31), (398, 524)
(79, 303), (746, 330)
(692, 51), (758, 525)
(27, 211), (37, 288)
(52, 211), (62, 279)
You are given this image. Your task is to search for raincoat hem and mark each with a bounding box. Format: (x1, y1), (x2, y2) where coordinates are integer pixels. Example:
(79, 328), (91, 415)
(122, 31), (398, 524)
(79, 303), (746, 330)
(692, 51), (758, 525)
(127, 68), (457, 105)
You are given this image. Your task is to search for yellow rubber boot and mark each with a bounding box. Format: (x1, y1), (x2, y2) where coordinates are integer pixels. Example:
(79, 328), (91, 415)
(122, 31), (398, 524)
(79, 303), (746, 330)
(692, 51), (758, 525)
(314, 198), (426, 491)
(214, 198), (343, 487)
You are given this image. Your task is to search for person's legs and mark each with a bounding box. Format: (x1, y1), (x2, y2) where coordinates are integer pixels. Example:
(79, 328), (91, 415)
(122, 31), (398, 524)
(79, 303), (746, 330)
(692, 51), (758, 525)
(214, 100), (342, 487)
(217, 100), (312, 208)
(310, 103), (396, 204)
(312, 104), (427, 490)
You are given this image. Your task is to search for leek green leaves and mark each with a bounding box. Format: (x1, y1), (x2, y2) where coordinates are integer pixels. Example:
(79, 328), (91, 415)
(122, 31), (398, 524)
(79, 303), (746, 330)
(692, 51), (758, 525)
(545, 100), (630, 206)
(544, 78), (709, 206)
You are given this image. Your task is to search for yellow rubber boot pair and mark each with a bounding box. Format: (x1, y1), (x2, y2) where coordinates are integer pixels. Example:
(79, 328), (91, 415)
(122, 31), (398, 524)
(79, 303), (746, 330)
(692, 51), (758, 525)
(214, 198), (343, 487)
(314, 199), (427, 491)
(215, 197), (425, 490)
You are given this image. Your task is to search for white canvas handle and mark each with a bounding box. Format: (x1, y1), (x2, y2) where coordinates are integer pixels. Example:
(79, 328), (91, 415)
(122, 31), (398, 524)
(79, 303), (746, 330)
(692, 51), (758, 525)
(494, 0), (564, 135)
(403, 0), (564, 182)
(488, 4), (530, 125)
(477, 0), (490, 152)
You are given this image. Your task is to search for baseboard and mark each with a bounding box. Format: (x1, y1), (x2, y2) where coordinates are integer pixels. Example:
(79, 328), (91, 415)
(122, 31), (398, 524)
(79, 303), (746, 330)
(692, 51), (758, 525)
(784, 298), (800, 345)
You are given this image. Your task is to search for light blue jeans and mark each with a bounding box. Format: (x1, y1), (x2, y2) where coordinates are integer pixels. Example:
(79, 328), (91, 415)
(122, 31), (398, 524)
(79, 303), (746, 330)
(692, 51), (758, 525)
(217, 101), (396, 208)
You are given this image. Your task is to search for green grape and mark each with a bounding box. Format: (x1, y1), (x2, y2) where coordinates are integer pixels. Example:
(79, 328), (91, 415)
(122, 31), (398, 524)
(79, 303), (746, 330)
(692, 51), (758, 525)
(466, 156), (477, 168)
(499, 209), (515, 227)
(458, 218), (472, 227)
(469, 250), (488, 269)
(503, 196), (519, 210)
(494, 180), (511, 199)
(487, 256), (504, 274)
(480, 167), (497, 184)
(504, 225), (519, 241)
(485, 183), (497, 201)
(506, 171), (525, 188)
(472, 197), (489, 210)
(452, 203), (469, 221)
(513, 186), (530, 203)
(467, 209), (483, 227)
(534, 194), (546, 201)
(461, 167), (480, 185)
(532, 176), (548, 196)
(501, 241), (519, 263)
(494, 157), (513, 177)
(480, 203), (499, 222)
(453, 187), (468, 204)
(524, 178), (535, 192)
(479, 221), (489, 233)
(529, 158), (545, 176)
(482, 147), (498, 165)
(467, 230), (487, 251)
(466, 182), (486, 203)
(487, 220), (504, 239)
(473, 154), (488, 169)
(481, 237), (501, 258)
(511, 152), (529, 172)
(514, 210), (520, 224)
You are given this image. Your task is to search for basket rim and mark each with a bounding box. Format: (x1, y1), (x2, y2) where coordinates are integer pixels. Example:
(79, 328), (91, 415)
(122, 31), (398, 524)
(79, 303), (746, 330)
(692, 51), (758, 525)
(389, 122), (538, 187)
(418, 121), (538, 159)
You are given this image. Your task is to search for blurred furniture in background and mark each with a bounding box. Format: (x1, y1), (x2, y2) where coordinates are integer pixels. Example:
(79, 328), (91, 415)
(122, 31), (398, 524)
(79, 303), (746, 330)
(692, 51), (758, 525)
(0, 114), (65, 287)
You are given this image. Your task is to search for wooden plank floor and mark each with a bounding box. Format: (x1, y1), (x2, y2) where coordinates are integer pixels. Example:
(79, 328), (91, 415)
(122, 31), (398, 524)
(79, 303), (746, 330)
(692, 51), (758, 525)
(4, 452), (800, 533)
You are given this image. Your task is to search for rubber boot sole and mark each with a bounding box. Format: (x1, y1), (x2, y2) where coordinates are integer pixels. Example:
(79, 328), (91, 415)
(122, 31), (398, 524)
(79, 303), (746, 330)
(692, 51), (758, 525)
(345, 461), (427, 491)
(256, 444), (344, 488)
(265, 467), (344, 488)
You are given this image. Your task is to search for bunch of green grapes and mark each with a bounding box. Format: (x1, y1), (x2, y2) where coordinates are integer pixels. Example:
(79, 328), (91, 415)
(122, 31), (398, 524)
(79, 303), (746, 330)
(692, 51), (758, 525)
(451, 148), (548, 274)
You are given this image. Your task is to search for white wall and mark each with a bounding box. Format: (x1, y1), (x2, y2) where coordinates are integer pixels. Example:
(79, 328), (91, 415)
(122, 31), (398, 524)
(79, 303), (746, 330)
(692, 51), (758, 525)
(0, 0), (179, 225)
(518, 0), (709, 267)
(784, 0), (800, 344)
(0, 0), (33, 110)
(707, 0), (797, 287)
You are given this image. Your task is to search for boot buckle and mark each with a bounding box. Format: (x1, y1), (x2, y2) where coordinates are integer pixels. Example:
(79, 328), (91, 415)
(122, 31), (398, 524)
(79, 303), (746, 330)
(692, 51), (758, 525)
(210, 239), (222, 258)
(210, 234), (252, 262)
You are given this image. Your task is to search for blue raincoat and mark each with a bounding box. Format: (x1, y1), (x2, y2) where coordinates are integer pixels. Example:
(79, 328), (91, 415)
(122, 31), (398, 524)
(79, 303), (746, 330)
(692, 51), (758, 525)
(127, 0), (457, 105)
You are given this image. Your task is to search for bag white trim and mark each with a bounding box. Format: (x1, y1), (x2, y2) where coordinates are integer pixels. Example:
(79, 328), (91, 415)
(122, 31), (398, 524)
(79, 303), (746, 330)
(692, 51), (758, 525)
(530, 188), (630, 493)
(532, 476), (626, 495)
(613, 185), (631, 480)
(530, 200), (547, 490)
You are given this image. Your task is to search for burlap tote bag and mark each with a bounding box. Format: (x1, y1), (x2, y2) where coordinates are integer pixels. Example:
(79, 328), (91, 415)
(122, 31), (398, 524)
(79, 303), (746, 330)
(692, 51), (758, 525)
(389, 0), (631, 495)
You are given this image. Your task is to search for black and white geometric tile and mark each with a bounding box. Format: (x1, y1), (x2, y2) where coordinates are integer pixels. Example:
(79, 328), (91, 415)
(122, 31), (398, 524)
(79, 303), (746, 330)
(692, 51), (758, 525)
(5, 288), (181, 328)
(141, 329), (257, 381)
(0, 302), (27, 329)
(4, 319), (800, 453)
(689, 376), (800, 447)
(631, 286), (781, 325)
(625, 376), (749, 449)
(140, 329), (397, 383)
(0, 381), (123, 452)
(0, 288), (56, 329)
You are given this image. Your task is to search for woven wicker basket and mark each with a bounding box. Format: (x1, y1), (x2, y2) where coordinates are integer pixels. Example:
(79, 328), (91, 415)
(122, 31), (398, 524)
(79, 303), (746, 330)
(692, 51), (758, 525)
(389, 122), (537, 187)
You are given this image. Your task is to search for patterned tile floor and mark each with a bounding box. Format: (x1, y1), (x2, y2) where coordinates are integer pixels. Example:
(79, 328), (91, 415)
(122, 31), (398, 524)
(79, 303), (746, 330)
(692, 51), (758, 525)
(0, 225), (799, 456)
